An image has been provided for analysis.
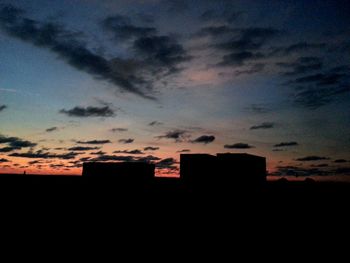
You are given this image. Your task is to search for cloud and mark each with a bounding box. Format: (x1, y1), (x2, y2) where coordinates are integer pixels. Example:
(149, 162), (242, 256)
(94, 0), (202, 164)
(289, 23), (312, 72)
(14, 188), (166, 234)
(113, 149), (144, 155)
(0, 105), (7, 112)
(60, 106), (115, 117)
(296, 156), (330, 161)
(89, 155), (136, 162)
(0, 158), (10, 163)
(149, 121), (163, 126)
(46, 127), (58, 132)
(224, 143), (254, 149)
(287, 73), (346, 86)
(102, 15), (157, 41)
(218, 51), (264, 67)
(119, 138), (134, 144)
(110, 128), (128, 132)
(293, 85), (349, 109)
(276, 57), (323, 76)
(334, 159), (348, 163)
(156, 130), (189, 142)
(274, 165), (328, 177)
(156, 157), (177, 170)
(68, 146), (100, 151)
(77, 140), (111, 144)
(271, 42), (326, 56)
(250, 122), (274, 130)
(286, 67), (350, 109)
(0, 5), (154, 98)
(91, 151), (106, 155)
(177, 149), (190, 153)
(138, 155), (161, 163)
(144, 147), (159, 151)
(274, 142), (299, 147)
(9, 150), (80, 160)
(0, 146), (22, 152)
(0, 134), (37, 151)
(235, 63), (265, 76)
(133, 35), (191, 72)
(191, 135), (215, 144)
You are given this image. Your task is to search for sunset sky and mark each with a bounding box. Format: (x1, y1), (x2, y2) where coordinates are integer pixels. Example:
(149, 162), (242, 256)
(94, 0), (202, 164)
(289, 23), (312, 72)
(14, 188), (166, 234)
(0, 0), (349, 179)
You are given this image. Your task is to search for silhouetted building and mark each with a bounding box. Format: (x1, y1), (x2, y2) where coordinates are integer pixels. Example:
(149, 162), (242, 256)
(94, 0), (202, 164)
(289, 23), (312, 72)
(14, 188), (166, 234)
(216, 153), (266, 185)
(180, 154), (217, 187)
(82, 162), (155, 183)
(180, 153), (266, 189)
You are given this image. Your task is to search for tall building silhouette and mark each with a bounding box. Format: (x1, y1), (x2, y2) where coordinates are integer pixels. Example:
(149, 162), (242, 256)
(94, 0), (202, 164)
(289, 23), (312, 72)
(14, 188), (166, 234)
(180, 153), (266, 189)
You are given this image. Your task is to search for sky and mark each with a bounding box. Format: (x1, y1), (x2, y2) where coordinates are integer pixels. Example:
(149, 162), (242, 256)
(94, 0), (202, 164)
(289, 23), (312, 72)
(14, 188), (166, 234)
(0, 0), (349, 180)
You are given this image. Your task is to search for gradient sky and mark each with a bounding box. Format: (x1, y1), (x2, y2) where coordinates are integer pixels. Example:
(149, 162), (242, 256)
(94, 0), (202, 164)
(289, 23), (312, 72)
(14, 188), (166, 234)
(0, 0), (349, 179)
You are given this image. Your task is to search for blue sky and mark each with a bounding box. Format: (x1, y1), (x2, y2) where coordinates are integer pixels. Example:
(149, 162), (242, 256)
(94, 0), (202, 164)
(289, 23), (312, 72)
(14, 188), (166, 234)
(0, 0), (349, 179)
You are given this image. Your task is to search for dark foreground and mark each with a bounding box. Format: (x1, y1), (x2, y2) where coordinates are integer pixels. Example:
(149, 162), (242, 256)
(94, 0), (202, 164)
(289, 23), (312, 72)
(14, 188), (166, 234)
(1, 174), (349, 234)
(1, 173), (349, 201)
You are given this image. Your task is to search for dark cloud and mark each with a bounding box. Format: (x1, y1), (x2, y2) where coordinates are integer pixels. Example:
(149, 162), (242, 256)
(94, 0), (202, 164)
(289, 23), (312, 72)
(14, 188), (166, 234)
(110, 128), (128, 132)
(156, 157), (177, 170)
(191, 135), (215, 144)
(156, 130), (189, 142)
(235, 63), (265, 76)
(274, 165), (328, 177)
(133, 35), (191, 73)
(119, 138), (134, 144)
(0, 105), (7, 112)
(138, 155), (161, 163)
(77, 140), (111, 144)
(149, 121), (163, 126)
(245, 104), (271, 114)
(177, 149), (191, 153)
(89, 155), (136, 162)
(274, 142), (299, 147)
(224, 143), (254, 149)
(296, 156), (330, 161)
(218, 51), (264, 67)
(271, 42), (326, 56)
(9, 150), (80, 160)
(334, 159), (348, 163)
(0, 134), (37, 151)
(0, 5), (153, 98)
(102, 15), (157, 41)
(0, 158), (10, 163)
(250, 122), (274, 130)
(144, 147), (159, 151)
(334, 167), (350, 175)
(276, 57), (323, 76)
(113, 149), (144, 155)
(288, 73), (346, 86)
(68, 146), (100, 151)
(46, 127), (58, 132)
(196, 26), (281, 67)
(0, 146), (21, 152)
(311, 164), (329, 168)
(90, 151), (106, 155)
(286, 66), (350, 109)
(294, 85), (349, 109)
(60, 106), (115, 117)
